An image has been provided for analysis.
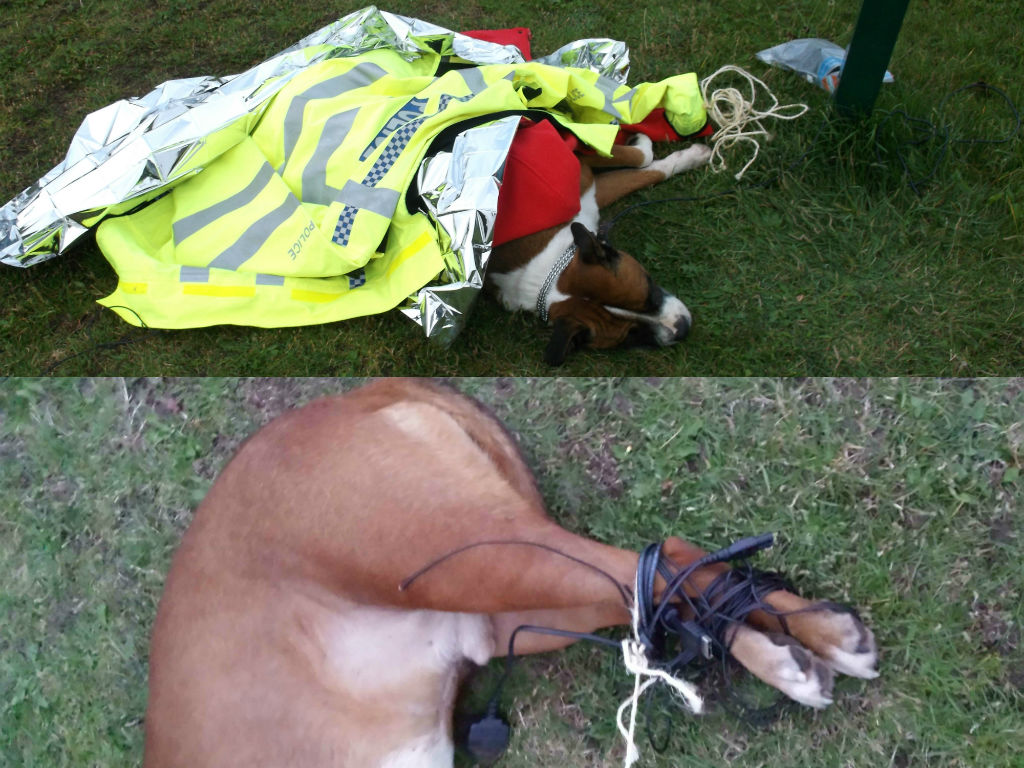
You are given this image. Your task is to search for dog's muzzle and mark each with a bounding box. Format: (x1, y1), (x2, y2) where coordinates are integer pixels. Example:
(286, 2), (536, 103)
(671, 313), (691, 341)
(610, 292), (692, 348)
(654, 294), (692, 345)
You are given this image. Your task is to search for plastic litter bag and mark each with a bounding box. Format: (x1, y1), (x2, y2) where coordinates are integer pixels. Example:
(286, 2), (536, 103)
(756, 38), (894, 93)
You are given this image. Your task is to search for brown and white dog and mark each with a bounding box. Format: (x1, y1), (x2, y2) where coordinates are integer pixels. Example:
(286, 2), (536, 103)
(487, 134), (711, 365)
(144, 380), (878, 767)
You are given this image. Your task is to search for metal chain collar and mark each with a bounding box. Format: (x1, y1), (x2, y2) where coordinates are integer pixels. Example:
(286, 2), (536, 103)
(536, 243), (577, 323)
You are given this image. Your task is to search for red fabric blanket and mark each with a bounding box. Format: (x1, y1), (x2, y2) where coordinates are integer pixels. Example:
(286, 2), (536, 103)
(492, 118), (582, 246)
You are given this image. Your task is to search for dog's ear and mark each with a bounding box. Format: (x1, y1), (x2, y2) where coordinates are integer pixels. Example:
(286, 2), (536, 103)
(570, 222), (618, 267)
(544, 314), (590, 366)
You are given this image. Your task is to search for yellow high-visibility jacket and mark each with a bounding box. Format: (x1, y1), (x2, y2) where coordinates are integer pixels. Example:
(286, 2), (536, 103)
(96, 47), (705, 329)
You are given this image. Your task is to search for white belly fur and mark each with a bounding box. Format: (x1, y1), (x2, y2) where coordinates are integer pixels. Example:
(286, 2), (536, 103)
(380, 732), (456, 768)
(313, 602), (492, 767)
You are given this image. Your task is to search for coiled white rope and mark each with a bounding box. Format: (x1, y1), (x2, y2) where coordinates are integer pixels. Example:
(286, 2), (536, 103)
(700, 65), (809, 180)
(616, 574), (703, 767)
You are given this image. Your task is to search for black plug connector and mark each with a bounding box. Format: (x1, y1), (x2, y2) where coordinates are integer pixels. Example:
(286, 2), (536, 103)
(699, 533), (775, 566)
(464, 704), (510, 765)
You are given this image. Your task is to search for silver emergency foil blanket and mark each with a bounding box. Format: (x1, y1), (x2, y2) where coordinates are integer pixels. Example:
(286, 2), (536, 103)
(402, 117), (520, 341)
(0, 6), (631, 341)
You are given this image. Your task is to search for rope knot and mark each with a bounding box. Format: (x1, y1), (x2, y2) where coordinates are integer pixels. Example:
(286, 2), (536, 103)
(616, 581), (703, 766)
(620, 639), (650, 673)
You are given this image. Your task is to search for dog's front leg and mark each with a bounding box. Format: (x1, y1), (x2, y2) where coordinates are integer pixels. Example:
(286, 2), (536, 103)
(481, 535), (876, 711)
(489, 602), (629, 655)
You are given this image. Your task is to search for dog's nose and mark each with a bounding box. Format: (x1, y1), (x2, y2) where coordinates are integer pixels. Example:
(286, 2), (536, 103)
(673, 315), (691, 340)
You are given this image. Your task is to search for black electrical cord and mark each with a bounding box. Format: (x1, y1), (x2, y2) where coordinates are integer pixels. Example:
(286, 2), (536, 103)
(875, 81), (1021, 196)
(406, 539), (632, 765)
(399, 539), (633, 607)
(38, 305), (153, 375)
(452, 532), (841, 764)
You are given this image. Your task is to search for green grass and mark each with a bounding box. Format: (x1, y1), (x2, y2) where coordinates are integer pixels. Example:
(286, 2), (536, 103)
(1, 377), (1022, 766)
(1, 0), (1021, 375)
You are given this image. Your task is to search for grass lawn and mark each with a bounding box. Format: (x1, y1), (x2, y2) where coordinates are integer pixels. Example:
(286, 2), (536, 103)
(1, 0), (1021, 376)
(1, 377), (1022, 766)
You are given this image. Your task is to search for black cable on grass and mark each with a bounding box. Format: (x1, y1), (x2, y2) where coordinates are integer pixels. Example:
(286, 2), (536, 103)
(39, 305), (153, 375)
(600, 80), (1020, 248)
(875, 81), (1021, 196)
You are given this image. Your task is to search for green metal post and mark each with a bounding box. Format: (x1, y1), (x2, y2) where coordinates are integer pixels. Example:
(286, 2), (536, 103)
(834, 0), (911, 116)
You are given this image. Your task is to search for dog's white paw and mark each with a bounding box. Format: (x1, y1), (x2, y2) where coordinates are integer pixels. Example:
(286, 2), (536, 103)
(676, 143), (712, 171)
(811, 607), (880, 680)
(766, 635), (836, 709)
(627, 133), (654, 166)
(728, 625), (834, 709)
(651, 143), (712, 177)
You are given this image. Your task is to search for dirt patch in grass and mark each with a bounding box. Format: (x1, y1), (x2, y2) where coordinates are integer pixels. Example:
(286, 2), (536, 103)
(491, 377), (519, 400)
(46, 597), (87, 638)
(241, 377), (358, 424)
(970, 601), (1020, 657)
(987, 512), (1018, 544)
(561, 435), (624, 499)
(41, 473), (78, 504)
(190, 432), (240, 481)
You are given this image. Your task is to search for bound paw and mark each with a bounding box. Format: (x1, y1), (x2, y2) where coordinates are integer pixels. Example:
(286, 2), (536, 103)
(729, 625), (835, 708)
(792, 603), (879, 680)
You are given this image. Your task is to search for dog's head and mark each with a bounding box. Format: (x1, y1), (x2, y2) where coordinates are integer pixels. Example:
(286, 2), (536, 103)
(545, 222), (691, 365)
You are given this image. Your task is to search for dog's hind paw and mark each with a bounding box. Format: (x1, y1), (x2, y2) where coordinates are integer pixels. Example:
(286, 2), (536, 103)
(815, 605), (880, 680)
(678, 143), (712, 170)
(766, 634), (836, 709)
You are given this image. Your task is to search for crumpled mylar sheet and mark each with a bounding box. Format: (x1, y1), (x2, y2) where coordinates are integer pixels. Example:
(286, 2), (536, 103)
(0, 5), (630, 343)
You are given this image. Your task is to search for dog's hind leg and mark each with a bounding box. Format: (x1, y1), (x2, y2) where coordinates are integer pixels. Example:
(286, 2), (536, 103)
(223, 380), (873, 684)
(582, 134), (656, 169)
(327, 384), (876, 685)
(478, 536), (868, 707)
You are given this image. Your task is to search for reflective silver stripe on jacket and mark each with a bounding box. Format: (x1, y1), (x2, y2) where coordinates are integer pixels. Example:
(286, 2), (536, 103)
(173, 162), (276, 245)
(206, 197), (304, 270)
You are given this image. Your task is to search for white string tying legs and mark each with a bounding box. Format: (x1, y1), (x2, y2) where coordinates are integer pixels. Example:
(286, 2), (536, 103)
(616, 574), (703, 767)
(700, 65), (809, 180)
